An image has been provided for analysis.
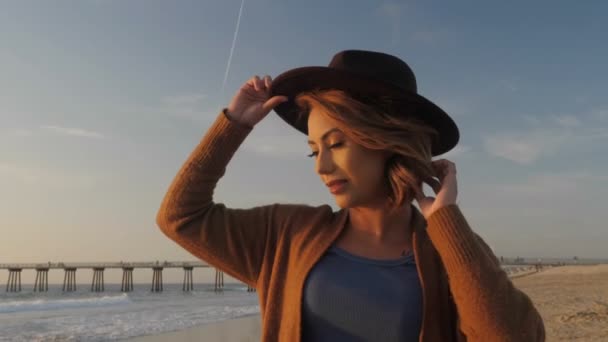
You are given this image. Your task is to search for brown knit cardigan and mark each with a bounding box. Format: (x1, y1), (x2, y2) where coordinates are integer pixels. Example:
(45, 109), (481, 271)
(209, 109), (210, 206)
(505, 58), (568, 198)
(156, 110), (545, 342)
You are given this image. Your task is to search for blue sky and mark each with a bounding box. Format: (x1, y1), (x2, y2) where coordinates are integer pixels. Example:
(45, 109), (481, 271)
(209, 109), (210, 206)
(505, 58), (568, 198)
(1, 1), (607, 282)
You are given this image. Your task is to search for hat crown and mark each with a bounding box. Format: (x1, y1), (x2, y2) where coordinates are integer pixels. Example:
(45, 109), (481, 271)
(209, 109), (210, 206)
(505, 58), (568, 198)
(328, 50), (418, 93)
(269, 49), (460, 156)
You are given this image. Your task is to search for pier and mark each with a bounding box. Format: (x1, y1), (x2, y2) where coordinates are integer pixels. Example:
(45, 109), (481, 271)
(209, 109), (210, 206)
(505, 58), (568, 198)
(0, 262), (254, 293)
(3, 261), (551, 294)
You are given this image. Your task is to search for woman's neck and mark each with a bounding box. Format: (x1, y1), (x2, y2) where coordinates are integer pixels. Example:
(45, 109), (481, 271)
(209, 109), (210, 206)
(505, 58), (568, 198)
(346, 203), (413, 245)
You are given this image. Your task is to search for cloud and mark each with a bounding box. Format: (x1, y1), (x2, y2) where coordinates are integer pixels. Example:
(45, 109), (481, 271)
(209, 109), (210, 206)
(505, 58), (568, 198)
(12, 129), (33, 137)
(553, 115), (581, 127)
(0, 163), (41, 185)
(522, 115), (541, 125)
(0, 162), (97, 189)
(161, 93), (207, 107)
(483, 108), (608, 164)
(490, 171), (603, 198)
(241, 134), (308, 159)
(433, 95), (476, 117)
(591, 107), (608, 121)
(160, 92), (218, 121)
(483, 130), (563, 164)
(438, 144), (472, 159)
(465, 168), (608, 258)
(42, 125), (105, 139)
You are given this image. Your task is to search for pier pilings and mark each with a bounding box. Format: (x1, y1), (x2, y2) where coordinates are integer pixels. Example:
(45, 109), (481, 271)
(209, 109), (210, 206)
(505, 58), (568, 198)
(34, 268), (49, 292)
(121, 267), (134, 292)
(91, 267), (105, 292)
(6, 268), (22, 292)
(62, 268), (77, 292)
(151, 267), (163, 292)
(183, 266), (194, 291)
(214, 269), (224, 292)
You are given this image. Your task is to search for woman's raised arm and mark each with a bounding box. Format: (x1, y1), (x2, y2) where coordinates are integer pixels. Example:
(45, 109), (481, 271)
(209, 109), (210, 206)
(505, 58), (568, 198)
(156, 76), (290, 287)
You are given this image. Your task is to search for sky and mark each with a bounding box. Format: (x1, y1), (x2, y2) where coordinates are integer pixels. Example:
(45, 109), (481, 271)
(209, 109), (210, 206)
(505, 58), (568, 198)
(1, 1), (607, 284)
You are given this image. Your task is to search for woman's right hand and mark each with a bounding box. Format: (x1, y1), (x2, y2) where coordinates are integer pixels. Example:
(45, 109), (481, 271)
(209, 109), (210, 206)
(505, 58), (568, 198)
(226, 75), (288, 127)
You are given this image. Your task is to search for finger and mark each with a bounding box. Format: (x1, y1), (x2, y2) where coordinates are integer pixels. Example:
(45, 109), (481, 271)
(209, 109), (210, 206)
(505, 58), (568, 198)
(244, 77), (257, 90)
(432, 159), (453, 169)
(433, 159), (455, 169)
(432, 159), (448, 170)
(263, 75), (272, 90)
(257, 76), (267, 92)
(262, 95), (289, 112)
(252, 75), (261, 91)
(431, 162), (444, 175)
(432, 160), (455, 178)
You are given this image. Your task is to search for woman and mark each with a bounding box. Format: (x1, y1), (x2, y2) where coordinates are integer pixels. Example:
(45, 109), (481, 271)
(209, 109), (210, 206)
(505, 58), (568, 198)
(156, 50), (545, 341)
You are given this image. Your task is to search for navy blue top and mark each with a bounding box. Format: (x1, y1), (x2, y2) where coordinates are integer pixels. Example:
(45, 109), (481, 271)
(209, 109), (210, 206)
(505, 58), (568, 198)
(302, 245), (423, 341)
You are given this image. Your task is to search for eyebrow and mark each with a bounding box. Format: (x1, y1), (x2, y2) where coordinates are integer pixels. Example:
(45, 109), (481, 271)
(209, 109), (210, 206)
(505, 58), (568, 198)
(307, 128), (342, 145)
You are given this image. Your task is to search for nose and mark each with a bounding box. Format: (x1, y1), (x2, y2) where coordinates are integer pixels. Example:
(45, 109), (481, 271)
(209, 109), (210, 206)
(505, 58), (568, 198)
(315, 150), (335, 175)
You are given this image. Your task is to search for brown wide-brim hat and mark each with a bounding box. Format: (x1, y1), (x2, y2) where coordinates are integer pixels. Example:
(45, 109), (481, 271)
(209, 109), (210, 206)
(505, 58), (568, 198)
(270, 50), (459, 156)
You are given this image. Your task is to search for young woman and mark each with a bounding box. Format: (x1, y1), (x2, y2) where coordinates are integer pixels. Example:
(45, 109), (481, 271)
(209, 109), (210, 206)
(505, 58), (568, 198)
(156, 50), (545, 341)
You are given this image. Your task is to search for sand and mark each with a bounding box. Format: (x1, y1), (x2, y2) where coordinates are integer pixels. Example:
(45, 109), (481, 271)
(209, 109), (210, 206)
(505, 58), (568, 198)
(124, 314), (261, 342)
(513, 265), (608, 342)
(126, 265), (608, 342)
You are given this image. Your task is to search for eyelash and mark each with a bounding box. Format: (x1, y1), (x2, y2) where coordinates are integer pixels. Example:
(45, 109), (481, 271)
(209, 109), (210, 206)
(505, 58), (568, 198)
(307, 142), (343, 158)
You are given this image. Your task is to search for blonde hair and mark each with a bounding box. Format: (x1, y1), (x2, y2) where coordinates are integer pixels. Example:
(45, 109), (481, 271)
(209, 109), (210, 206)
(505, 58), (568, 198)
(295, 90), (438, 209)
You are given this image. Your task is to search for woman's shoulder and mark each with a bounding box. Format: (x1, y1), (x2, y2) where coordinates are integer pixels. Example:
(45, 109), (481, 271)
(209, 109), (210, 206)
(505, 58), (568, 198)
(268, 202), (342, 235)
(270, 202), (337, 222)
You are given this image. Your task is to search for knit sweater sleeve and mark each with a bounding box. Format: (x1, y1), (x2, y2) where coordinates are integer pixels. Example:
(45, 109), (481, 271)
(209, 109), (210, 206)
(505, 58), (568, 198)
(155, 109), (308, 288)
(425, 204), (546, 342)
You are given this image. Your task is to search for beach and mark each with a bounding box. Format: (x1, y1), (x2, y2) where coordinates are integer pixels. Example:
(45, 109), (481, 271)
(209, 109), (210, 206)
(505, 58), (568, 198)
(123, 265), (608, 342)
(124, 315), (261, 342)
(513, 265), (608, 342)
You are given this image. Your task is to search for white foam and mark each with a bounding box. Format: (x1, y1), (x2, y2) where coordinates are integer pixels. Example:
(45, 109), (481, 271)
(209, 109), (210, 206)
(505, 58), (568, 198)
(0, 285), (260, 341)
(0, 293), (131, 313)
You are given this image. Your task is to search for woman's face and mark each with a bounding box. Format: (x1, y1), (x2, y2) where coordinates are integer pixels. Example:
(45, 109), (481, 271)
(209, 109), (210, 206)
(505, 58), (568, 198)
(307, 107), (390, 208)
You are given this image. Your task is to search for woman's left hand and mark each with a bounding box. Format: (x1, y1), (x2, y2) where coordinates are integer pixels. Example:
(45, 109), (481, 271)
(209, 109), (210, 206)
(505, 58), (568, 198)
(414, 159), (458, 219)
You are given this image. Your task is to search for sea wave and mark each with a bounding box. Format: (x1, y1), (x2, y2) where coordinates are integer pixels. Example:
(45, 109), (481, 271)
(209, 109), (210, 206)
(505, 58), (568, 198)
(0, 293), (131, 313)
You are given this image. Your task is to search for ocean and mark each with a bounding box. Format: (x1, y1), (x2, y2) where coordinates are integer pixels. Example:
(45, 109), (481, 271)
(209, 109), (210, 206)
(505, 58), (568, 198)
(0, 283), (259, 341)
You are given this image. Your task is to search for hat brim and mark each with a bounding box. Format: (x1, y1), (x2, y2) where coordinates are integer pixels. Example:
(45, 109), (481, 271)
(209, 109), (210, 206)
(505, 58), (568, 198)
(270, 66), (459, 156)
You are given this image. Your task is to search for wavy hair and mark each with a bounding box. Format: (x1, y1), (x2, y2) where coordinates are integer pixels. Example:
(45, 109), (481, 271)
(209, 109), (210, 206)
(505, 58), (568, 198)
(295, 89), (439, 210)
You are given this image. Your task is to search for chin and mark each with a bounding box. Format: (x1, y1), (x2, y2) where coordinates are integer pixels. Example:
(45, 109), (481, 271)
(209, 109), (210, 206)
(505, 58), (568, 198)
(334, 193), (393, 210)
(333, 195), (357, 209)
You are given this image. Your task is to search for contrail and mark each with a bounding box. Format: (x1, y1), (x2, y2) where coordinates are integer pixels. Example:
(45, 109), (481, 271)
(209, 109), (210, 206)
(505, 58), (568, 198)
(221, 0), (245, 94)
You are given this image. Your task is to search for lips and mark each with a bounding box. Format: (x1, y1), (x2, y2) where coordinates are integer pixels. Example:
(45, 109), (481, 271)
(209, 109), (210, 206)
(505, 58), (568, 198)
(326, 179), (347, 187)
(326, 179), (348, 195)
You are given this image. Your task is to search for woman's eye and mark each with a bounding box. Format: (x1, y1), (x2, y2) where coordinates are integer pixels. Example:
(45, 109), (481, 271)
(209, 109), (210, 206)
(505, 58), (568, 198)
(307, 143), (343, 158)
